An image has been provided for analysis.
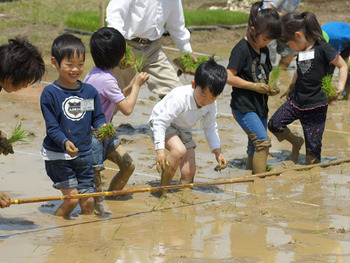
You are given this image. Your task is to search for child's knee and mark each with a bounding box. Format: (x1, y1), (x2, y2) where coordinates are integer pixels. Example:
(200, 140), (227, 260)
(268, 119), (284, 134)
(172, 146), (187, 161)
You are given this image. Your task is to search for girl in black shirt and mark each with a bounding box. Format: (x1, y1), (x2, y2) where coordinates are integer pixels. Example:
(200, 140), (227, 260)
(227, 1), (281, 174)
(268, 12), (347, 164)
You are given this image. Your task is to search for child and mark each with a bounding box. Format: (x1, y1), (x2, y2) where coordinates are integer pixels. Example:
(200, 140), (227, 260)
(0, 37), (45, 208)
(84, 27), (149, 195)
(226, 1), (281, 174)
(40, 34), (108, 217)
(322, 21), (350, 100)
(268, 12), (347, 164)
(149, 58), (227, 194)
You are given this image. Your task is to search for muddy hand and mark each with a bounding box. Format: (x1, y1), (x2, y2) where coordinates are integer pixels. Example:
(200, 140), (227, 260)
(267, 85), (280, 96)
(134, 72), (149, 86)
(214, 151), (227, 172)
(244, 83), (270, 94)
(0, 191), (11, 208)
(65, 140), (79, 158)
(0, 131), (14, 155)
(188, 52), (198, 63)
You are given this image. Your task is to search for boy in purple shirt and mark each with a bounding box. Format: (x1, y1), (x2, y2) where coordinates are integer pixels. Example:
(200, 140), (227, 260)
(84, 27), (149, 203)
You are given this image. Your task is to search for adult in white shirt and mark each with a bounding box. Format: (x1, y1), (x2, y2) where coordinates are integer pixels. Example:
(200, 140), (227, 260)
(106, 0), (196, 99)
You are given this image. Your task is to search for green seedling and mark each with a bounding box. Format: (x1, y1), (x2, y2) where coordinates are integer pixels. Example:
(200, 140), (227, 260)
(151, 195), (168, 211)
(266, 164), (273, 172)
(321, 74), (338, 101)
(173, 53), (209, 74)
(0, 123), (29, 154)
(112, 224), (122, 240)
(267, 66), (282, 96)
(119, 44), (135, 70)
(269, 66), (282, 87)
(134, 54), (145, 73)
(340, 162), (344, 174)
(334, 181), (340, 196)
(32, 244), (40, 254)
(117, 241), (126, 256)
(119, 44), (145, 73)
(93, 123), (116, 141)
(8, 122), (29, 144)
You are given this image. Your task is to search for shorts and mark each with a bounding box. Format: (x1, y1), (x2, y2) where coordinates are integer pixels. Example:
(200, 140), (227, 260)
(165, 123), (196, 149)
(45, 154), (95, 194)
(91, 134), (120, 170)
(150, 122), (196, 149)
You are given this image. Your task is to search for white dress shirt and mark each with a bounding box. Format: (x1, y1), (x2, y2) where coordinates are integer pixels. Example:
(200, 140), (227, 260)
(149, 85), (221, 151)
(106, 0), (192, 53)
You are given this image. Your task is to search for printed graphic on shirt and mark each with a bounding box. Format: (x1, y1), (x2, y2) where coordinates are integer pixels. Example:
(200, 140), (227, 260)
(298, 60), (313, 74)
(62, 96), (86, 121)
(298, 49), (314, 74)
(251, 55), (268, 84)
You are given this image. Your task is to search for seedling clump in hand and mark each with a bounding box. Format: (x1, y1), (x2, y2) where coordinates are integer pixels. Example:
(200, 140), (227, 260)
(0, 123), (29, 154)
(267, 66), (282, 96)
(173, 53), (209, 75)
(93, 123), (117, 142)
(321, 74), (338, 102)
(119, 44), (145, 73)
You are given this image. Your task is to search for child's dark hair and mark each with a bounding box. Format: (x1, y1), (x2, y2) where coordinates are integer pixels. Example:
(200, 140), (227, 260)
(51, 34), (85, 66)
(247, 1), (281, 42)
(194, 57), (227, 97)
(280, 12), (326, 44)
(0, 37), (45, 87)
(90, 27), (126, 70)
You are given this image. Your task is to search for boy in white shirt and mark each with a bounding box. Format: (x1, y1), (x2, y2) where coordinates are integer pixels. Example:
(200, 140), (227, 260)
(149, 58), (227, 195)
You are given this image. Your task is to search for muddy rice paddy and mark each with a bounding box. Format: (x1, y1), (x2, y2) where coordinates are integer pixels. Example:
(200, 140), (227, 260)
(2, 0), (350, 262)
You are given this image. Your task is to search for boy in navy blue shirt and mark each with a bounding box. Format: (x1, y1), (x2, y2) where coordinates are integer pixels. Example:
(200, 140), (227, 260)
(40, 34), (107, 217)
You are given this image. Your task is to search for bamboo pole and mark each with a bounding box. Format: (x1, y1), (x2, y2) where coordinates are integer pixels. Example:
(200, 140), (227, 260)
(11, 177), (254, 205)
(250, 157), (350, 178)
(10, 158), (350, 205)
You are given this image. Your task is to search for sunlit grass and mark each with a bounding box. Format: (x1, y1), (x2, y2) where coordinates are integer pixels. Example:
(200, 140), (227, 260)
(184, 10), (249, 26)
(64, 9), (249, 33)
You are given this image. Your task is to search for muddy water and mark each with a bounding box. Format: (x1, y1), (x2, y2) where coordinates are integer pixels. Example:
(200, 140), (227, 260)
(1, 57), (350, 262)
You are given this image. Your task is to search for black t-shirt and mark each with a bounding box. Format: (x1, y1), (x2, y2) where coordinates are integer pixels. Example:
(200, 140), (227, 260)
(290, 42), (339, 109)
(227, 38), (272, 118)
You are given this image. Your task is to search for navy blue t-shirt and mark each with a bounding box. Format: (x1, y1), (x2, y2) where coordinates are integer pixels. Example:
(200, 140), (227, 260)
(227, 38), (272, 118)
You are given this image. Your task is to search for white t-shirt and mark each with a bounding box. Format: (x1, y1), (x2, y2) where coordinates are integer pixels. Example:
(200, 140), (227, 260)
(149, 85), (221, 151)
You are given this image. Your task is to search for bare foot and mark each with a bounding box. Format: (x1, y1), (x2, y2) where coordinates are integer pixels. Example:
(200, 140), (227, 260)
(287, 136), (304, 163)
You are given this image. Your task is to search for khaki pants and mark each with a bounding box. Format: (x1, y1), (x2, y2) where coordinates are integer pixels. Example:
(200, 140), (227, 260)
(115, 38), (182, 98)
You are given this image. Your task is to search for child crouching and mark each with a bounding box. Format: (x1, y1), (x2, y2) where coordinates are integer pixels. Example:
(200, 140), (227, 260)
(149, 58), (227, 196)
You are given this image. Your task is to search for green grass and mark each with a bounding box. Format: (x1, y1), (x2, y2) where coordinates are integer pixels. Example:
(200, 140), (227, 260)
(184, 10), (249, 26)
(64, 9), (249, 33)
(65, 11), (104, 32)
